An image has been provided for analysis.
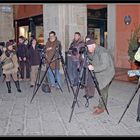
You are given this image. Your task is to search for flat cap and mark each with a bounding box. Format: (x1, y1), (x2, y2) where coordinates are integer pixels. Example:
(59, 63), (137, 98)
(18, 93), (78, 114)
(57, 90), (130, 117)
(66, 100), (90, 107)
(86, 39), (96, 46)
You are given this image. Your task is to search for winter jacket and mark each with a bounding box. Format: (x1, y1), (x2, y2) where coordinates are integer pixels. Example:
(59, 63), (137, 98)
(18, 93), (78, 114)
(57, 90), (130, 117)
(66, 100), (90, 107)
(0, 50), (19, 74)
(87, 46), (115, 90)
(28, 45), (41, 66)
(45, 38), (62, 70)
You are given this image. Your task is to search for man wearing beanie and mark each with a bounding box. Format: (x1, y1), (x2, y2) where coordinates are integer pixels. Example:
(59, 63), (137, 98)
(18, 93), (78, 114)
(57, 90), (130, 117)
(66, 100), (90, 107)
(86, 39), (115, 115)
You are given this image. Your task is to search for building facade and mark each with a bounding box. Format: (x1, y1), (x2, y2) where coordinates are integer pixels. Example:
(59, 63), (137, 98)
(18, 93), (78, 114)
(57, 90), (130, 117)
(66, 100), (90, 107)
(0, 4), (140, 80)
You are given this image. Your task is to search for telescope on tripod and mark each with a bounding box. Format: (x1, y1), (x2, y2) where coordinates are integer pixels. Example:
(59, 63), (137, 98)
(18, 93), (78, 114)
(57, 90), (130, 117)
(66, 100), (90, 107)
(30, 44), (77, 105)
(118, 70), (140, 124)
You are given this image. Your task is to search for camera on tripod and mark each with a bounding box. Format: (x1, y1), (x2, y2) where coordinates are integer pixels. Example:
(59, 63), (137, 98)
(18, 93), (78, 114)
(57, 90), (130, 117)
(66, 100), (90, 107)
(79, 46), (87, 54)
(68, 45), (87, 56)
(37, 44), (46, 64)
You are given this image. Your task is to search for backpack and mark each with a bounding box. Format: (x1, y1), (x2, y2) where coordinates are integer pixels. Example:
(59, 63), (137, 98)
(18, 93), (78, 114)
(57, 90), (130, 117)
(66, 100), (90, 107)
(41, 83), (51, 93)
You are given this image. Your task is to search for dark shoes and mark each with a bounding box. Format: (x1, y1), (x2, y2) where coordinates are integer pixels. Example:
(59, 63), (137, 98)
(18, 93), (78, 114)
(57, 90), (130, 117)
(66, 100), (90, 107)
(6, 81), (21, 93)
(30, 85), (34, 88)
(14, 81), (22, 92)
(8, 89), (11, 93)
(83, 94), (93, 99)
(137, 116), (140, 122)
(6, 81), (11, 93)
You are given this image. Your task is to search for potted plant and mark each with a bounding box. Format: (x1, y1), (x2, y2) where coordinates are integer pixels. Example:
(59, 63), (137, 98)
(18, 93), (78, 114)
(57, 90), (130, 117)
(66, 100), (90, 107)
(128, 25), (140, 69)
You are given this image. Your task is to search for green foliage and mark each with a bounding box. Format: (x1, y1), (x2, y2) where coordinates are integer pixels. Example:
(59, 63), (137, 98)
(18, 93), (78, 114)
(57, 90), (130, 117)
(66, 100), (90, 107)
(128, 25), (140, 61)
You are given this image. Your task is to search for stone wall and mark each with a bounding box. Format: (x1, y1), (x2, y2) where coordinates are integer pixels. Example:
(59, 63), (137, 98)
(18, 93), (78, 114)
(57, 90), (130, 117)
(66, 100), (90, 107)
(43, 4), (87, 73)
(43, 4), (87, 55)
(0, 5), (14, 43)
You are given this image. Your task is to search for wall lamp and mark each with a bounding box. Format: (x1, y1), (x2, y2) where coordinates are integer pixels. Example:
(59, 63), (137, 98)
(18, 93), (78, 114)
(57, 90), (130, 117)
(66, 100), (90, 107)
(124, 15), (131, 25)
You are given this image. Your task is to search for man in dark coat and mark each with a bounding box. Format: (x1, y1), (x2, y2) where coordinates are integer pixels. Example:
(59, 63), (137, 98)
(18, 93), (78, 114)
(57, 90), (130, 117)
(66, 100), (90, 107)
(86, 39), (115, 115)
(16, 36), (30, 80)
(67, 32), (85, 86)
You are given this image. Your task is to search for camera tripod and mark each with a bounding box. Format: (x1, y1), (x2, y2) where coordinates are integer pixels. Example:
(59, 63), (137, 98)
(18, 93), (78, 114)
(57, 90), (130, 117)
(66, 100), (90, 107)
(30, 45), (78, 104)
(33, 55), (63, 95)
(69, 50), (109, 123)
(118, 77), (140, 124)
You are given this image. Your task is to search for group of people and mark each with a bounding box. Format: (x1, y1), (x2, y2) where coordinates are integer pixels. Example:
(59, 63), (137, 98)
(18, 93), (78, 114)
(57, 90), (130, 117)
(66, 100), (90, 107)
(0, 30), (115, 115)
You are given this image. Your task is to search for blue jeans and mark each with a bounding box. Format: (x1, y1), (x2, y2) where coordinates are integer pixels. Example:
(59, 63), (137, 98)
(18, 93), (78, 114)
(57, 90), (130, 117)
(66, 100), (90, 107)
(47, 68), (61, 87)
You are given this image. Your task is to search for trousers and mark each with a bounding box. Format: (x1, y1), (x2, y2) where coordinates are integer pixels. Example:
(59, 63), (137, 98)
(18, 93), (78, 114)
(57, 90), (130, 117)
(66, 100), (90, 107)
(98, 84), (110, 109)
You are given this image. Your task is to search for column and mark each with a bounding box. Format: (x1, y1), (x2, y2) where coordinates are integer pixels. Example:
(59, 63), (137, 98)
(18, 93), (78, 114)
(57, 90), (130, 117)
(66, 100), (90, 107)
(43, 4), (87, 73)
(65, 4), (87, 49)
(107, 4), (116, 61)
(0, 5), (14, 42)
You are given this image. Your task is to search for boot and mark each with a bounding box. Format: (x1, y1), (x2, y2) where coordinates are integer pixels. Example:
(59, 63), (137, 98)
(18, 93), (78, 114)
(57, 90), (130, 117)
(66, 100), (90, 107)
(6, 81), (11, 93)
(14, 81), (22, 92)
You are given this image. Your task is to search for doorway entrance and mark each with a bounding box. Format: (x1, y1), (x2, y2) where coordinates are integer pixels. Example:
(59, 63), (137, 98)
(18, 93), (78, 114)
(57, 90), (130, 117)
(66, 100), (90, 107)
(14, 14), (44, 44)
(87, 6), (107, 47)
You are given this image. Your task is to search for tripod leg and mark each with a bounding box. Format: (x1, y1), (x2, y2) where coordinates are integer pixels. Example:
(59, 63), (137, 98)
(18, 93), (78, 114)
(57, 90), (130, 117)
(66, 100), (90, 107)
(69, 67), (85, 123)
(118, 82), (140, 124)
(57, 50), (79, 106)
(69, 83), (81, 123)
(30, 66), (49, 103)
(60, 57), (80, 107)
(30, 47), (64, 103)
(59, 54), (70, 92)
(62, 64), (70, 93)
(58, 51), (77, 98)
(89, 70), (109, 115)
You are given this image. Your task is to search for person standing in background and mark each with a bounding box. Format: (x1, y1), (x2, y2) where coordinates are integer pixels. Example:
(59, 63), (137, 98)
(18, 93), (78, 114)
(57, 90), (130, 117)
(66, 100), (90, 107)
(0, 42), (22, 93)
(28, 38), (41, 87)
(16, 36), (30, 81)
(45, 31), (62, 89)
(68, 32), (85, 86)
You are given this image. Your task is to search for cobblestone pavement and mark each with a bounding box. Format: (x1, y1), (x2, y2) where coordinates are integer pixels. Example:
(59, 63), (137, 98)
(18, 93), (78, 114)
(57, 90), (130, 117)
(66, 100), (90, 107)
(0, 75), (140, 136)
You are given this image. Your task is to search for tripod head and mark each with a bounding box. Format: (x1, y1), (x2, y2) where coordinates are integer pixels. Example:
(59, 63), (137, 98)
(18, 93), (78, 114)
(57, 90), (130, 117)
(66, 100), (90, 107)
(81, 45), (93, 68)
(55, 44), (62, 55)
(37, 44), (46, 65)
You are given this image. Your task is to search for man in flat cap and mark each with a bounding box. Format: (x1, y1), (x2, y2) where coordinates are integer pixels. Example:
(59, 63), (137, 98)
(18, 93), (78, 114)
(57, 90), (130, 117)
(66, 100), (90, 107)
(86, 39), (115, 115)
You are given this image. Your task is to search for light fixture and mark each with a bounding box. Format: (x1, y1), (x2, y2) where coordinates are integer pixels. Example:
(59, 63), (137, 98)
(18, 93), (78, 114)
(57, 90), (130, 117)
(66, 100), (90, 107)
(124, 15), (131, 25)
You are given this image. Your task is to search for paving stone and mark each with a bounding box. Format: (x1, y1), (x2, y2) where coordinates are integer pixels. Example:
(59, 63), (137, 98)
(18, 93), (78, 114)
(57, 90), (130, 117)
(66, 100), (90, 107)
(11, 108), (25, 116)
(68, 131), (86, 135)
(26, 109), (39, 119)
(0, 110), (10, 120)
(0, 126), (5, 135)
(0, 77), (140, 136)
(127, 126), (140, 135)
(24, 132), (42, 136)
(0, 118), (8, 135)
(26, 118), (41, 133)
(7, 118), (24, 134)
(42, 121), (66, 135)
